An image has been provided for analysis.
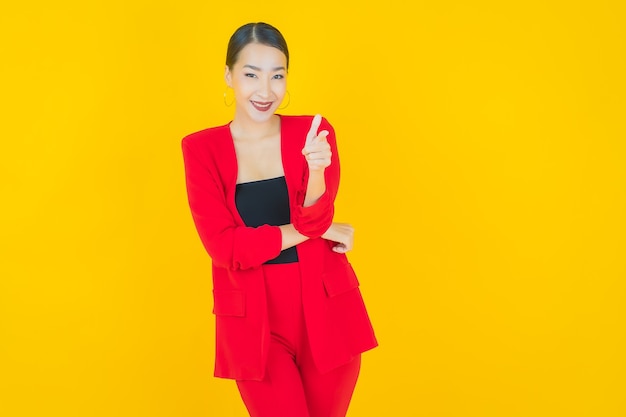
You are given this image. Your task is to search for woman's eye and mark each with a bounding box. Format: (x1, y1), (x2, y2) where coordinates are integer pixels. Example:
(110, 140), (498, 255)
(273, 74), (284, 79)
(244, 73), (256, 78)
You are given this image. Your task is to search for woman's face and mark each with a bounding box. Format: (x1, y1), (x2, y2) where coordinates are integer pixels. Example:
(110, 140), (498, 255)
(225, 42), (287, 124)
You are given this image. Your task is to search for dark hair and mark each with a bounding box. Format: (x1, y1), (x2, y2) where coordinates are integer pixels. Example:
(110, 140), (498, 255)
(225, 22), (289, 70)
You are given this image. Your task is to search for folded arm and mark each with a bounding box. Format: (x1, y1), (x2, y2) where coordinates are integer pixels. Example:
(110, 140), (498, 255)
(183, 139), (307, 270)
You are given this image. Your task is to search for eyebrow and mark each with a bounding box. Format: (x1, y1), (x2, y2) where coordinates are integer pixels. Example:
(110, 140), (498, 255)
(243, 64), (286, 72)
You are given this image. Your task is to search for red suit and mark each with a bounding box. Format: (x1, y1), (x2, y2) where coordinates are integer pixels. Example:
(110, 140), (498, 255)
(181, 114), (378, 382)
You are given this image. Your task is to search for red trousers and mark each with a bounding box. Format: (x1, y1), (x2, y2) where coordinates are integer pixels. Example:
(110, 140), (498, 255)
(236, 262), (361, 417)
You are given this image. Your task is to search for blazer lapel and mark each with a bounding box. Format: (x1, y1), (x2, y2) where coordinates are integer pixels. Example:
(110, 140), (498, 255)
(279, 115), (307, 210)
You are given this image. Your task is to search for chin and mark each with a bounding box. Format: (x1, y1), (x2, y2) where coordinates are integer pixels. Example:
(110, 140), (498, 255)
(247, 107), (278, 123)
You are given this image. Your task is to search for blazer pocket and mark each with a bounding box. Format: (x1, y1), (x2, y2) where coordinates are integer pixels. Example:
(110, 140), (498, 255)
(322, 262), (360, 297)
(212, 289), (246, 317)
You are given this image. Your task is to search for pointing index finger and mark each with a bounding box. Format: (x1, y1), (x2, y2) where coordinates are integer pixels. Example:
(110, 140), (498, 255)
(306, 114), (323, 143)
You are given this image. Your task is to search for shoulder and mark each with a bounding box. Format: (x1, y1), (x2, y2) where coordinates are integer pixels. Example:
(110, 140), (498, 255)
(180, 123), (235, 173)
(181, 123), (231, 150)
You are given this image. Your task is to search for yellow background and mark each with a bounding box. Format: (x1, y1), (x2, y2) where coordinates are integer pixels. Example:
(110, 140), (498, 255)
(1, 1), (624, 416)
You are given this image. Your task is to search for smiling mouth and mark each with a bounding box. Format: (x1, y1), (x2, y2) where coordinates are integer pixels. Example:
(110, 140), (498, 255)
(251, 101), (273, 112)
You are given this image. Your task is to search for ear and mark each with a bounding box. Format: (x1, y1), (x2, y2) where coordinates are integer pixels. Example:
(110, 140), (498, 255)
(224, 65), (232, 87)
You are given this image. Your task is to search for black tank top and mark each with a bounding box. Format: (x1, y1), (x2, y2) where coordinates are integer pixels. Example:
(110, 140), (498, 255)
(235, 176), (298, 264)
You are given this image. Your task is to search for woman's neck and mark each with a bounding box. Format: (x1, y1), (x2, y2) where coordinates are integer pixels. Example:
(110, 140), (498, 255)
(230, 113), (280, 142)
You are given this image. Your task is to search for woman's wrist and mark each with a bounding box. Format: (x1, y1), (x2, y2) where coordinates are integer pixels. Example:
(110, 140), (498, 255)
(321, 223), (335, 241)
(278, 224), (309, 250)
(303, 170), (326, 207)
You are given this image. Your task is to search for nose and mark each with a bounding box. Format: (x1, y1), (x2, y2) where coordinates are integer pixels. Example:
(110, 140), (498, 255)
(258, 77), (270, 99)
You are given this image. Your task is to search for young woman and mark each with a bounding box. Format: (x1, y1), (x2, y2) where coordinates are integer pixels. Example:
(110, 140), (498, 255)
(181, 22), (377, 417)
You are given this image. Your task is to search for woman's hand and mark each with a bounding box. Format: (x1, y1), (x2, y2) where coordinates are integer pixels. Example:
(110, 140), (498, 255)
(321, 222), (355, 253)
(302, 114), (332, 172)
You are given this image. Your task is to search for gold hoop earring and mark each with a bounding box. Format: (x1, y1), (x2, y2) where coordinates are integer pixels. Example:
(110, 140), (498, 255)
(278, 90), (291, 110)
(223, 86), (235, 107)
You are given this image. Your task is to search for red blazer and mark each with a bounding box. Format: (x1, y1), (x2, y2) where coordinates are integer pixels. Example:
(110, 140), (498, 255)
(181, 114), (378, 381)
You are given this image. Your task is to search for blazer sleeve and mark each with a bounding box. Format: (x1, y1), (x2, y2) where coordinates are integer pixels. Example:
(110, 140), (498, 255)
(292, 116), (341, 239)
(181, 137), (283, 270)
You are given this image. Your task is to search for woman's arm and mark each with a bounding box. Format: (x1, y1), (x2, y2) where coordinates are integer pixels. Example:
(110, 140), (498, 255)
(183, 137), (306, 270)
(302, 115), (331, 206)
(293, 116), (341, 238)
(303, 170), (327, 207)
(278, 224), (309, 250)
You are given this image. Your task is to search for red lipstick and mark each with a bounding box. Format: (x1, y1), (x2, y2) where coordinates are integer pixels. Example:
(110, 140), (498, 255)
(251, 101), (273, 112)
